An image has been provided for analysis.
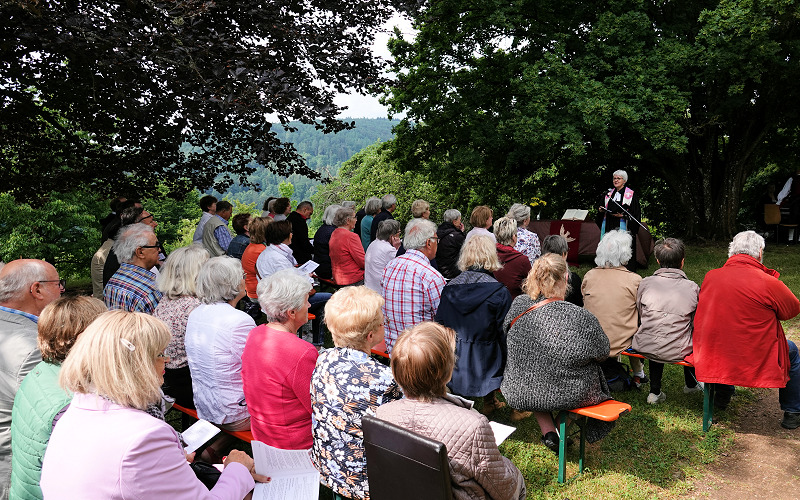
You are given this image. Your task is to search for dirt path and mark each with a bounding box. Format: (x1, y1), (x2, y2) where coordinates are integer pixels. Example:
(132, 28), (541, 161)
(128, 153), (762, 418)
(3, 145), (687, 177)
(690, 388), (800, 499)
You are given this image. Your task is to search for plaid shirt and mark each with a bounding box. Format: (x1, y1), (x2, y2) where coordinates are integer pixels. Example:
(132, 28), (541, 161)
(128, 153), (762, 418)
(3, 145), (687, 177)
(381, 249), (446, 353)
(104, 263), (162, 314)
(214, 216), (233, 251)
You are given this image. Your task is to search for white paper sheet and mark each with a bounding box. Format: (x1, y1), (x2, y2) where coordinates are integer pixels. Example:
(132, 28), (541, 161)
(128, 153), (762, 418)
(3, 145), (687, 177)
(250, 441), (320, 500)
(489, 421), (517, 446)
(181, 419), (221, 453)
(297, 260), (319, 275)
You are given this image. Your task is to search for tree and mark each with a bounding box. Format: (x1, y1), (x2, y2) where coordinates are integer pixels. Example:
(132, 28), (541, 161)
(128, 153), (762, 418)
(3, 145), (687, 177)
(383, 0), (800, 238)
(1, 0), (417, 202)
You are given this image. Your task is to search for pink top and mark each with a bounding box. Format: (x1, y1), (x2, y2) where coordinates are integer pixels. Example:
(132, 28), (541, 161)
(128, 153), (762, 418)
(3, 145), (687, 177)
(241, 325), (318, 449)
(329, 228), (366, 285)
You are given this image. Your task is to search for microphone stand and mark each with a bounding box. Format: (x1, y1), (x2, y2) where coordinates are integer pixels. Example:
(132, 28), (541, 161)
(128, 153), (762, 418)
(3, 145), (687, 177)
(603, 196), (646, 233)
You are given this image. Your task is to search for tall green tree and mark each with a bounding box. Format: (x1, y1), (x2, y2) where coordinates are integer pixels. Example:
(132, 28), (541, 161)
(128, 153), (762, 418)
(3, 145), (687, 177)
(384, 0), (800, 238)
(1, 0), (416, 201)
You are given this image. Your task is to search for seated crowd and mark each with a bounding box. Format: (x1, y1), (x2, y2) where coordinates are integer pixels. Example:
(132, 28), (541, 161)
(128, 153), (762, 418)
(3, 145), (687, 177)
(1, 191), (798, 500)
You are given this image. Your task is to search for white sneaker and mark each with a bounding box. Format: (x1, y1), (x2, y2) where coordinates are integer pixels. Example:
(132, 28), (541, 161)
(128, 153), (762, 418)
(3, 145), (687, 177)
(647, 392), (666, 404)
(683, 383), (704, 394)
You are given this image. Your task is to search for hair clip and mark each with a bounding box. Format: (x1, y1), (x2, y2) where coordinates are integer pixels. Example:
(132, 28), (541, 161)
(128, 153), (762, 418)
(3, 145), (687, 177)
(120, 339), (136, 351)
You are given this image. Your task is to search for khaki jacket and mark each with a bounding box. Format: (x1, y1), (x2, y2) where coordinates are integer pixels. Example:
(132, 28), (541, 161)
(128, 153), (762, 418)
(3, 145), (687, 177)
(582, 266), (642, 356)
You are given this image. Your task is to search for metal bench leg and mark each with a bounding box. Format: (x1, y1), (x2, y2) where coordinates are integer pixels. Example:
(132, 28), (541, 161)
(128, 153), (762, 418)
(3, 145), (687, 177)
(558, 411), (568, 484)
(578, 416), (586, 474)
(703, 383), (715, 432)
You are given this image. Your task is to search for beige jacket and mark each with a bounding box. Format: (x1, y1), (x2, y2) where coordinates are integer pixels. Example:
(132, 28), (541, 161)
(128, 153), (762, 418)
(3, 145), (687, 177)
(582, 266), (642, 356)
(376, 395), (524, 500)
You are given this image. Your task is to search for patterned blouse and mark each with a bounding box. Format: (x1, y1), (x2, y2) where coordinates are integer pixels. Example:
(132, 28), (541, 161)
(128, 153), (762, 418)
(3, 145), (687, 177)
(153, 296), (202, 369)
(514, 227), (541, 265)
(310, 348), (402, 499)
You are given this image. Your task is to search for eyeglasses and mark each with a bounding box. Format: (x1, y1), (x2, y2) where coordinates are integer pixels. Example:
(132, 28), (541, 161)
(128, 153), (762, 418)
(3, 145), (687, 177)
(137, 214), (154, 223)
(38, 279), (66, 290)
(139, 240), (161, 249)
(428, 236), (439, 243)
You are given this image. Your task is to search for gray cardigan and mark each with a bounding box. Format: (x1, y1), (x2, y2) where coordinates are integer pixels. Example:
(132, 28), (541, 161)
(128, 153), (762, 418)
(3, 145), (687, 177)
(500, 296), (614, 442)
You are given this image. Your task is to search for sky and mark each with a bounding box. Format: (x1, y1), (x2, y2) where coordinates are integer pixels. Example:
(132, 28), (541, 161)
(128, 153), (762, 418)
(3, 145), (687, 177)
(335, 14), (415, 119)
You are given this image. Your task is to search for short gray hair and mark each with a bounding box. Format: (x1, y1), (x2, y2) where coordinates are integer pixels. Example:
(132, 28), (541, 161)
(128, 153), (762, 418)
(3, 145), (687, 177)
(376, 219), (400, 241)
(365, 197), (382, 216)
(493, 217), (518, 246)
(506, 203), (531, 225)
(595, 230), (632, 267)
(195, 256), (243, 304)
(542, 234), (569, 256)
(323, 204), (342, 225)
(0, 260), (51, 303)
(728, 230), (765, 260)
(404, 218), (437, 250)
(333, 207), (355, 228)
(341, 201), (356, 209)
(257, 268), (311, 323)
(157, 245), (210, 300)
(113, 223), (155, 264)
(613, 169), (629, 182)
(443, 209), (461, 224)
(381, 194), (397, 210)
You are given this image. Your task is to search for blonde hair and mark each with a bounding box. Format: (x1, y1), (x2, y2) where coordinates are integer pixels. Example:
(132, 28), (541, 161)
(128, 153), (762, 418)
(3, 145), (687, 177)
(38, 296), (107, 363)
(457, 235), (502, 272)
(411, 199), (430, 218)
(324, 286), (384, 350)
(157, 245), (210, 300)
(390, 322), (455, 401)
(469, 205), (493, 229)
(59, 310), (170, 410)
(522, 253), (568, 300)
(249, 216), (272, 244)
(493, 217), (518, 246)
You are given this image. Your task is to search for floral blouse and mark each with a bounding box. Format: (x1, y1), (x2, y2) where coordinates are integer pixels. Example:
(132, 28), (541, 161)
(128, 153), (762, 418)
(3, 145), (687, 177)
(514, 227), (541, 265)
(310, 348), (402, 499)
(153, 296), (201, 369)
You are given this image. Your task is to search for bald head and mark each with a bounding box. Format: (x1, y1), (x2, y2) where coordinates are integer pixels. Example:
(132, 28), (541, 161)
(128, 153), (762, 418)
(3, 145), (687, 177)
(0, 259), (62, 316)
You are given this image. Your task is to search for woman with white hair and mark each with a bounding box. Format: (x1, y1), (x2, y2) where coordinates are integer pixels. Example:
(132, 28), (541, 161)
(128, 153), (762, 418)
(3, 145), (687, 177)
(364, 219), (401, 293)
(329, 207), (366, 286)
(581, 230), (646, 384)
(434, 235), (512, 414)
(596, 169), (642, 270)
(153, 245), (210, 409)
(313, 204), (342, 280)
(242, 269), (319, 450)
(506, 203), (541, 265)
(185, 256), (254, 460)
(40, 310), (265, 499)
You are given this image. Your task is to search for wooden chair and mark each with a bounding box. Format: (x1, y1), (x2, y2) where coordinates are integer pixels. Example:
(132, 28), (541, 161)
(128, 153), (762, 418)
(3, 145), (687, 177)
(764, 204), (797, 243)
(556, 400), (632, 483)
(362, 415), (452, 500)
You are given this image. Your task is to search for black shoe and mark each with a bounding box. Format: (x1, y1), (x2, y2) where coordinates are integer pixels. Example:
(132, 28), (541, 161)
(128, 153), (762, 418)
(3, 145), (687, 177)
(541, 431), (560, 454)
(781, 412), (800, 429)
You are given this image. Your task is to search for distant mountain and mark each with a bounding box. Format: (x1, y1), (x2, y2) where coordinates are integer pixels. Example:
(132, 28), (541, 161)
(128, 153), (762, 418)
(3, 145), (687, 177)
(211, 118), (399, 205)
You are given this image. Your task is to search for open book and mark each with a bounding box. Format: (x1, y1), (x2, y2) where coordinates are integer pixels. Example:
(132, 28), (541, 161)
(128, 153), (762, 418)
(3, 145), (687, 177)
(561, 209), (589, 221)
(251, 442), (320, 500)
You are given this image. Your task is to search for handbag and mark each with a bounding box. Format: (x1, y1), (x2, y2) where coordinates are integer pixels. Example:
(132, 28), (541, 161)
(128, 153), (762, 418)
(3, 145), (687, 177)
(190, 461), (222, 489)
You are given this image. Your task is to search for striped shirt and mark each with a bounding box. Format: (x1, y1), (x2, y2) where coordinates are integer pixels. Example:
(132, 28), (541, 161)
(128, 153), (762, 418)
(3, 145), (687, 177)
(381, 249), (446, 353)
(103, 263), (162, 314)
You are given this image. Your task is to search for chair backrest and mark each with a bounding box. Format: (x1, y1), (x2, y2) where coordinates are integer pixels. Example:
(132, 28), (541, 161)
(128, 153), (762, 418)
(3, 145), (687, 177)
(765, 203), (781, 225)
(362, 414), (453, 500)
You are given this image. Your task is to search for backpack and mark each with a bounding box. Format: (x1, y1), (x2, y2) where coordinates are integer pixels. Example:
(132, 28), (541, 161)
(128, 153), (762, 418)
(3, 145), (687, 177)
(600, 358), (637, 392)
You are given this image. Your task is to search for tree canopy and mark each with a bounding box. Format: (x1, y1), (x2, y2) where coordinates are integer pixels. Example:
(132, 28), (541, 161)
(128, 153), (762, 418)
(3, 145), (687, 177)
(383, 0), (800, 238)
(1, 0), (415, 201)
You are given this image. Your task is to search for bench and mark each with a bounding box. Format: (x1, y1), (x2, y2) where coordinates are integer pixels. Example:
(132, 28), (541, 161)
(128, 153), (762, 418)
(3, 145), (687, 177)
(556, 399), (632, 484)
(371, 338), (390, 360)
(171, 403), (254, 444)
(621, 349), (715, 432)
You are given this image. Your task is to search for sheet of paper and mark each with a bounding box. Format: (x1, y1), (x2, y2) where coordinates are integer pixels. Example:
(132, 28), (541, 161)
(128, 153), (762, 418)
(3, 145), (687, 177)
(181, 419), (221, 453)
(297, 260), (319, 274)
(489, 421), (517, 446)
(250, 441), (320, 500)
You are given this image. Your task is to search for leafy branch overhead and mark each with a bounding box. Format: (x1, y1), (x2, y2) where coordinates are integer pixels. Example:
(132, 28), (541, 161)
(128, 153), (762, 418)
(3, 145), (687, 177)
(0, 0), (418, 201)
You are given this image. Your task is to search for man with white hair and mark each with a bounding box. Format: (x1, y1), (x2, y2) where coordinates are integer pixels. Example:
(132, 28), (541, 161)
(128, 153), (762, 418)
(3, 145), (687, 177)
(0, 259), (63, 497)
(689, 231), (800, 428)
(369, 194), (397, 243)
(381, 218), (446, 353)
(103, 223), (163, 314)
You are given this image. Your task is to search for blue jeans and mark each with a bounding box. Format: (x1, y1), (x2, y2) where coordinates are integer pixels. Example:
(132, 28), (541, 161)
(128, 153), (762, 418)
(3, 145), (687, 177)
(779, 339), (800, 413)
(309, 292), (331, 346)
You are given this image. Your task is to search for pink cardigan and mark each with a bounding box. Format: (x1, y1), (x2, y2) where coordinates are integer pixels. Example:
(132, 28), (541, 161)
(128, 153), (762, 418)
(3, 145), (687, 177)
(40, 392), (253, 499)
(329, 228), (365, 285)
(241, 324), (318, 449)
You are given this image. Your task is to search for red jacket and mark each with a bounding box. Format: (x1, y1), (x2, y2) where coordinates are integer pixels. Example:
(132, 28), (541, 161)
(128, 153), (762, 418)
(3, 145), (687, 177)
(494, 244), (532, 299)
(330, 228), (366, 285)
(688, 254), (800, 387)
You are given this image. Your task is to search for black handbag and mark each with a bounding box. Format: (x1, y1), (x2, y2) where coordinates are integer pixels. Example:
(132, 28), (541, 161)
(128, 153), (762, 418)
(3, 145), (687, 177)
(190, 461), (222, 489)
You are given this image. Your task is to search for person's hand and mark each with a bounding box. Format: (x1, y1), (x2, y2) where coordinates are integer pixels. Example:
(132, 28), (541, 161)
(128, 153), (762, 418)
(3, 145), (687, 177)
(184, 451), (196, 463)
(224, 450), (271, 483)
(598, 206), (606, 212)
(613, 212), (623, 218)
